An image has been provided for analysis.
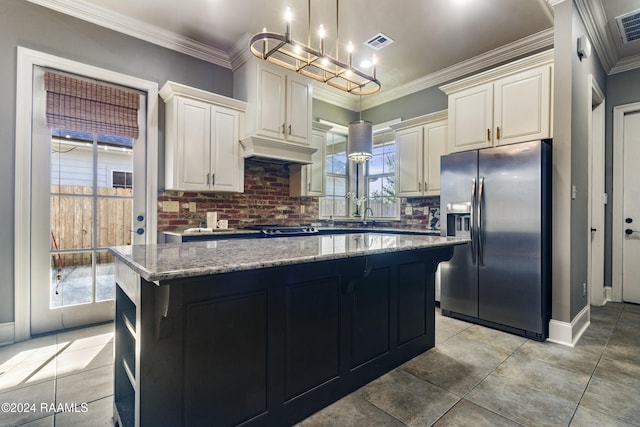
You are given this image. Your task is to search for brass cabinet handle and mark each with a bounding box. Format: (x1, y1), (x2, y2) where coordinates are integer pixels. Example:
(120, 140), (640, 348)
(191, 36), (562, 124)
(497, 126), (500, 140)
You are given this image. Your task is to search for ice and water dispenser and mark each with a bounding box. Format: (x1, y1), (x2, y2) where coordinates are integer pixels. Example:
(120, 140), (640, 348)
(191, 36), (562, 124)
(445, 201), (472, 237)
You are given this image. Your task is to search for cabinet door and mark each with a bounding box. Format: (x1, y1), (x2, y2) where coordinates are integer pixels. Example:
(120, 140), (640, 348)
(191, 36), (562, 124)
(494, 66), (551, 146)
(176, 97), (211, 190)
(257, 66), (286, 140)
(397, 127), (423, 197)
(448, 83), (493, 153)
(424, 121), (447, 195)
(307, 129), (326, 196)
(210, 107), (241, 192)
(286, 74), (312, 144)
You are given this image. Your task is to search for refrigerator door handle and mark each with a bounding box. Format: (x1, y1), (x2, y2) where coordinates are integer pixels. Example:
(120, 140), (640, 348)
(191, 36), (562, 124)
(470, 177), (477, 265)
(478, 176), (485, 265)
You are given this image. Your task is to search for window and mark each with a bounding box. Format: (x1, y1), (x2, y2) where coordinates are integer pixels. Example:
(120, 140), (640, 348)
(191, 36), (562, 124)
(320, 124), (399, 220)
(320, 131), (348, 217)
(366, 130), (398, 218)
(112, 170), (133, 189)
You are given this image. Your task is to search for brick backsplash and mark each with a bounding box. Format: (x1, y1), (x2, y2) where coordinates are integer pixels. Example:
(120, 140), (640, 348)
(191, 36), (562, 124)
(157, 159), (440, 231)
(157, 159), (319, 231)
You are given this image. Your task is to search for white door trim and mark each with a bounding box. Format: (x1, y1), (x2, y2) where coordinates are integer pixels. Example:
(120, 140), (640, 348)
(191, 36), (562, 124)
(587, 75), (606, 306)
(14, 47), (158, 342)
(612, 102), (640, 302)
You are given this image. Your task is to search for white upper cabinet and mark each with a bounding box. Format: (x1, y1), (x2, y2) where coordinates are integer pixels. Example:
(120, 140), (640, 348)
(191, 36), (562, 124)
(236, 59), (313, 146)
(441, 50), (553, 153)
(392, 111), (448, 197)
(160, 81), (246, 192)
(290, 122), (331, 197)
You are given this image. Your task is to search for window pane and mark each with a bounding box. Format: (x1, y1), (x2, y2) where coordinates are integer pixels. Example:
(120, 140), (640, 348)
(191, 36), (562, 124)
(334, 177), (347, 196)
(50, 251), (93, 307)
(334, 154), (347, 175)
(368, 177), (382, 198)
(368, 154), (384, 175)
(385, 152), (396, 173)
(96, 250), (115, 301)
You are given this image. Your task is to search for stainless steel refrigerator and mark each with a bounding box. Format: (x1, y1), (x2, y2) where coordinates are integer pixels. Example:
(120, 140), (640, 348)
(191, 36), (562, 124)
(439, 140), (551, 341)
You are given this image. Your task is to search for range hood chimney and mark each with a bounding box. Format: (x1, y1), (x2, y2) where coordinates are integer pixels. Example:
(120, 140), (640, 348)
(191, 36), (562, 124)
(239, 136), (317, 164)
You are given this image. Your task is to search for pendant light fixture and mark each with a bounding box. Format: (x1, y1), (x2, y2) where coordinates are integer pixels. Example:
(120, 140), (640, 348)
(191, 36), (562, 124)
(347, 96), (372, 163)
(249, 0), (381, 95)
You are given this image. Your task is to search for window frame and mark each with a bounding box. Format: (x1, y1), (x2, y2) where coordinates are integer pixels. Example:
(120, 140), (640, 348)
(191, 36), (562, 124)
(318, 119), (401, 221)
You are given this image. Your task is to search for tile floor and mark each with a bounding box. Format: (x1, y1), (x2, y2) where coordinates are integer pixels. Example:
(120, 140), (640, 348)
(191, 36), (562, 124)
(0, 303), (638, 427)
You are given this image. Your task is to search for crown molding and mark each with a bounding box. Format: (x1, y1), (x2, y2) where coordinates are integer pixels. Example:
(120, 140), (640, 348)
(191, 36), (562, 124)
(574, 0), (617, 73)
(610, 54), (640, 75)
(440, 49), (554, 94)
(25, 0), (231, 69)
(361, 28), (554, 110)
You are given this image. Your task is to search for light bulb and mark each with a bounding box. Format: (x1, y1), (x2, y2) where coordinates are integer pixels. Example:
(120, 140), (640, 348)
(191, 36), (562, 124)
(322, 57), (329, 66)
(284, 7), (292, 22)
(347, 41), (354, 53)
(318, 24), (326, 39)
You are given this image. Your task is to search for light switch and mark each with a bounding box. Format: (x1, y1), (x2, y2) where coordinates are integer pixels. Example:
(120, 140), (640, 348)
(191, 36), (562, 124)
(571, 185), (577, 200)
(406, 206), (413, 215)
(189, 202), (197, 213)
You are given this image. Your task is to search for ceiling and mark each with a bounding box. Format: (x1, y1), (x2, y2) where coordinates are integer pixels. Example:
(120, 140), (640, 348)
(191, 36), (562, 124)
(27, 0), (640, 109)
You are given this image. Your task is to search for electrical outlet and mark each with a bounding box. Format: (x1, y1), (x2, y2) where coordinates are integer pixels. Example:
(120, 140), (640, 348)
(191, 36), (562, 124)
(405, 206), (413, 216)
(163, 201), (179, 213)
(582, 282), (587, 297)
(300, 205), (305, 214)
(572, 185), (577, 200)
(189, 202), (197, 213)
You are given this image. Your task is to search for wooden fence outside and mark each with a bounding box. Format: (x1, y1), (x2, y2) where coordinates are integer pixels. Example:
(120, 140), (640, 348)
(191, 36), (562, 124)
(51, 185), (132, 267)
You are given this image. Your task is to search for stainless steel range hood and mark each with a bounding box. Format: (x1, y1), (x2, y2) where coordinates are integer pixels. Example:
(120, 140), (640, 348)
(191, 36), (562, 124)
(239, 136), (317, 164)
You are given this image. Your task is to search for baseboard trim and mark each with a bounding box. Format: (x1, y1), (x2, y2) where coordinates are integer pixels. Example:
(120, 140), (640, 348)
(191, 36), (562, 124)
(605, 286), (613, 302)
(0, 322), (15, 347)
(547, 305), (590, 347)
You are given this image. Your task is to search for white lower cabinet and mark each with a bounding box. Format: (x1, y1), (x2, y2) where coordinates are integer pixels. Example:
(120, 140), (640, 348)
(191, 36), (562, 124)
(160, 81), (246, 192)
(392, 111), (448, 197)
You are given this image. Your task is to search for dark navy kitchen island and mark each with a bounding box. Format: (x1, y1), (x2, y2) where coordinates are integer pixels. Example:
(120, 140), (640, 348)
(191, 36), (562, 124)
(110, 233), (467, 427)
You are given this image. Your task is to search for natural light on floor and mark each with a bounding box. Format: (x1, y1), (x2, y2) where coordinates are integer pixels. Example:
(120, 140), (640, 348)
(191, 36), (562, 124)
(0, 330), (113, 392)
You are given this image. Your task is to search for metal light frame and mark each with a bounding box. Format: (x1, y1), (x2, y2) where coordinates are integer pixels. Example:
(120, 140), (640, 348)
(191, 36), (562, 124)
(249, 1), (381, 95)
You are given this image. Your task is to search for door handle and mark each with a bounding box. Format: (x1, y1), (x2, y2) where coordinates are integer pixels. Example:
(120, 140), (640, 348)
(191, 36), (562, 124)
(282, 123), (286, 134)
(625, 229), (639, 235)
(477, 176), (485, 266)
(487, 128), (491, 142)
(470, 177), (477, 265)
(288, 124), (292, 135)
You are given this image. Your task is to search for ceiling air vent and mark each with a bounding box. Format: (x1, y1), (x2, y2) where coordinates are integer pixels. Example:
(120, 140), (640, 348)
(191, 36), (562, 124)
(365, 33), (394, 50)
(616, 9), (640, 44)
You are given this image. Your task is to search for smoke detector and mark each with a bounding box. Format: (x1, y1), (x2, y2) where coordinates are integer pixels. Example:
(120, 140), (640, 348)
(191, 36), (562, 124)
(365, 33), (394, 50)
(615, 8), (640, 44)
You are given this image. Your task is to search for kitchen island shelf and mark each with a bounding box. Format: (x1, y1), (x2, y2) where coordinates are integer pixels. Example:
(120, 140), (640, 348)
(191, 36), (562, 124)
(111, 233), (467, 426)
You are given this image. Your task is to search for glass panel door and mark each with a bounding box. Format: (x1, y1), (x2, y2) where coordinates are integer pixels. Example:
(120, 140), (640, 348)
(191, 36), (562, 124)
(31, 66), (147, 334)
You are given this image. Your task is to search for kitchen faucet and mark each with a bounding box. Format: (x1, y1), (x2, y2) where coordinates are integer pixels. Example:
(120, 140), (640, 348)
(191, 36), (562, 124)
(363, 207), (375, 227)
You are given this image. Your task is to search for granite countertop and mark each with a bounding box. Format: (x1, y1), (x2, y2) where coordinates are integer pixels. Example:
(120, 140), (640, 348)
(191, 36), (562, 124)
(163, 226), (440, 236)
(315, 226), (441, 235)
(111, 233), (468, 283)
(162, 228), (261, 237)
